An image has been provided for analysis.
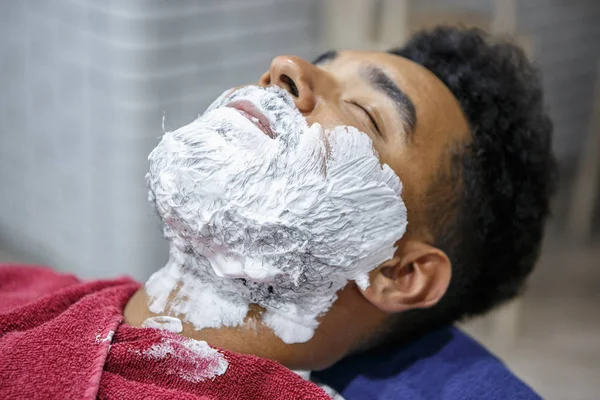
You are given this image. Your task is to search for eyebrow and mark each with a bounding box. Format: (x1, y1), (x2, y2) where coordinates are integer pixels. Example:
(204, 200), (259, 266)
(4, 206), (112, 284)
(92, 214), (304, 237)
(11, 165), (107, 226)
(363, 65), (417, 135)
(312, 50), (338, 65)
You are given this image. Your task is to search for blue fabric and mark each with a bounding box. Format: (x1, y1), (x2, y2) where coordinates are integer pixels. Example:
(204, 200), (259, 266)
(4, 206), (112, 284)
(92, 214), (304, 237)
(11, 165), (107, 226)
(313, 326), (541, 400)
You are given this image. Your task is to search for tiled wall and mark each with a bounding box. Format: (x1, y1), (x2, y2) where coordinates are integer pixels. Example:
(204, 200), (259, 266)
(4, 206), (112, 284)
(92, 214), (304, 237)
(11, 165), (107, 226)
(0, 0), (320, 279)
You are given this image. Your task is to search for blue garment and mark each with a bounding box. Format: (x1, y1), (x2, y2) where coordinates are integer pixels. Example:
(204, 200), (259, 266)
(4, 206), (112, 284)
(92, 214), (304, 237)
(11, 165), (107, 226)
(313, 326), (541, 400)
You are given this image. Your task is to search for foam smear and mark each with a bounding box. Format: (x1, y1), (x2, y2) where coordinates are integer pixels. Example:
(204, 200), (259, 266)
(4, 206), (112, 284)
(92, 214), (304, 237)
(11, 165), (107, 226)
(142, 316), (183, 333)
(143, 336), (228, 382)
(145, 85), (408, 344)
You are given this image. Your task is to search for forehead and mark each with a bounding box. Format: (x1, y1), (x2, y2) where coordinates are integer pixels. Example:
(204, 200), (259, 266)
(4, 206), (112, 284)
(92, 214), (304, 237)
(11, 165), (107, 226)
(321, 50), (470, 147)
(327, 51), (468, 131)
(325, 51), (439, 91)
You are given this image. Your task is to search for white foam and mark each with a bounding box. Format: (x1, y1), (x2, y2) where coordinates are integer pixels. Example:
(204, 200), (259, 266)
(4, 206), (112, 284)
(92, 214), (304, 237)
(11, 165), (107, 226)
(142, 316), (183, 333)
(95, 330), (114, 343)
(144, 337), (228, 382)
(145, 85), (407, 344)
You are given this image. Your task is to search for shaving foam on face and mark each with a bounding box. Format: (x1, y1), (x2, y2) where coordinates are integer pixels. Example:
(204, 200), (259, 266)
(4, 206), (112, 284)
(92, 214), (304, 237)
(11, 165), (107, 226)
(145, 85), (408, 344)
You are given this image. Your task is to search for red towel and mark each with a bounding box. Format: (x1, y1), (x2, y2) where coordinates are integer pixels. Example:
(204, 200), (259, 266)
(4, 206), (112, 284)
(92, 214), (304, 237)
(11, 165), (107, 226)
(0, 264), (330, 400)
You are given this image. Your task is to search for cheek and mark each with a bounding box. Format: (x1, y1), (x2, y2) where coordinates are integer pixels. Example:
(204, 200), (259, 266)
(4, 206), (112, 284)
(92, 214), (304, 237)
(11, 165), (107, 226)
(306, 103), (372, 135)
(374, 142), (430, 230)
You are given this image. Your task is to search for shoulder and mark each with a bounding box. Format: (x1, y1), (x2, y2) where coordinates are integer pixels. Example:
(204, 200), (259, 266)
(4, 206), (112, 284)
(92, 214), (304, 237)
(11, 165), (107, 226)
(0, 263), (78, 283)
(0, 264), (138, 313)
(0, 264), (81, 311)
(314, 326), (541, 400)
(429, 327), (540, 399)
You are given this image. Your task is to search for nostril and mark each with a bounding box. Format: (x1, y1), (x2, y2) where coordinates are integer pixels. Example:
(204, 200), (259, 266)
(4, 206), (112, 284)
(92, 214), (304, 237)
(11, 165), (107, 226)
(259, 71), (271, 87)
(280, 74), (299, 97)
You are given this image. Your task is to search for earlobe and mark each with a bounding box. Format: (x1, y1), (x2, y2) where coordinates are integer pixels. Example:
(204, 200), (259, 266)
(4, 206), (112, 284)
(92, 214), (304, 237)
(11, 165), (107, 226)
(360, 241), (451, 314)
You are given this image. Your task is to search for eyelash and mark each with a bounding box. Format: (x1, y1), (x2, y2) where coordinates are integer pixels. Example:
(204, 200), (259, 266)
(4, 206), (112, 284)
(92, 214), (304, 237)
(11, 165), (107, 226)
(351, 102), (381, 134)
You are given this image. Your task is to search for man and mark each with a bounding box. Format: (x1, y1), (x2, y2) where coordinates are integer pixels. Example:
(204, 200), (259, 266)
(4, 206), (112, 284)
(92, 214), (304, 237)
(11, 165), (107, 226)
(0, 26), (556, 399)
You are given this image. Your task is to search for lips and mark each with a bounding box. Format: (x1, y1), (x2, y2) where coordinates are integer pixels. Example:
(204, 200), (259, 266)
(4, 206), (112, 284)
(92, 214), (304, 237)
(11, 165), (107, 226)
(226, 100), (276, 139)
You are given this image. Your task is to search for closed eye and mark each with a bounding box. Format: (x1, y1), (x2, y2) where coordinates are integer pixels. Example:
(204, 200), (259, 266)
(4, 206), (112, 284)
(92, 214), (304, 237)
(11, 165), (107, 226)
(350, 102), (381, 136)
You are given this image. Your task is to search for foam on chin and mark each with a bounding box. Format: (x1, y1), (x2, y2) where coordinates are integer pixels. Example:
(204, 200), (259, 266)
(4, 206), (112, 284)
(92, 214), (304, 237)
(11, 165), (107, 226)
(145, 85), (408, 344)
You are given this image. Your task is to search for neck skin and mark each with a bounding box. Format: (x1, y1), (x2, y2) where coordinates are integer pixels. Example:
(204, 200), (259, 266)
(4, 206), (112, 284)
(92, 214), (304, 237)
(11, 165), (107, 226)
(123, 277), (386, 371)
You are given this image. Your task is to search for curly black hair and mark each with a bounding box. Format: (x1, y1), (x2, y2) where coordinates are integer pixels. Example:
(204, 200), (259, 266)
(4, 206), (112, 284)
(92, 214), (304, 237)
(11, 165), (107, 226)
(386, 26), (558, 335)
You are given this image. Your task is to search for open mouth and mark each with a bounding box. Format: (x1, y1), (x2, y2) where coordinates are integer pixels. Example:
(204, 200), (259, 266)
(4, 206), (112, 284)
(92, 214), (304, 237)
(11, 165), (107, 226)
(226, 100), (276, 139)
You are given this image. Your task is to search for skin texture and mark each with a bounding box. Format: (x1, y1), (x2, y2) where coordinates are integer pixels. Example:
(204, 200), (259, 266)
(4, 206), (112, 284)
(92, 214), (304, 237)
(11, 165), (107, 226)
(124, 51), (471, 371)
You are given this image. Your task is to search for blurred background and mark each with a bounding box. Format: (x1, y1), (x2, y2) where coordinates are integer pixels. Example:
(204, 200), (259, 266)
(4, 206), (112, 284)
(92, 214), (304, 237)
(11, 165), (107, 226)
(0, 0), (598, 398)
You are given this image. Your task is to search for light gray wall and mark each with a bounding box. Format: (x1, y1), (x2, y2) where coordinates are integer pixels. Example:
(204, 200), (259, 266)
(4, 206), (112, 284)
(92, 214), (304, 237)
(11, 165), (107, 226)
(0, 0), (320, 279)
(406, 0), (600, 161)
(518, 0), (600, 162)
(411, 0), (492, 14)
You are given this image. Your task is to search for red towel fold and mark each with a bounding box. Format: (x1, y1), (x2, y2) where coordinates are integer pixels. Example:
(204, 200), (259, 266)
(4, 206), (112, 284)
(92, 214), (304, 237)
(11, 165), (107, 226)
(0, 264), (330, 400)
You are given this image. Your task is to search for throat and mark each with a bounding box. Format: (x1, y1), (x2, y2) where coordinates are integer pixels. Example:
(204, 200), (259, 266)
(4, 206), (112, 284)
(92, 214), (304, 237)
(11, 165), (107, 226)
(122, 275), (382, 371)
(122, 286), (337, 370)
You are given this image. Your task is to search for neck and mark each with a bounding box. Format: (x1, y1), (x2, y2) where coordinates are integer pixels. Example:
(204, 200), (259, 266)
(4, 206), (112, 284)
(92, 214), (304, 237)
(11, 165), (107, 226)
(123, 277), (386, 371)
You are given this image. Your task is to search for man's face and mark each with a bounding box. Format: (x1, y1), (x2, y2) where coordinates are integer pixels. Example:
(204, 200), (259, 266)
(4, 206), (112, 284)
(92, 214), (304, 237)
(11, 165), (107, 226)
(145, 50), (472, 368)
(259, 51), (470, 238)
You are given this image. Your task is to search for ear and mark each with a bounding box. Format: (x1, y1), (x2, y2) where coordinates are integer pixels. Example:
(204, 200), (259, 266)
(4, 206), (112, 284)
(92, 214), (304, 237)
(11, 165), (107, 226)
(360, 240), (451, 313)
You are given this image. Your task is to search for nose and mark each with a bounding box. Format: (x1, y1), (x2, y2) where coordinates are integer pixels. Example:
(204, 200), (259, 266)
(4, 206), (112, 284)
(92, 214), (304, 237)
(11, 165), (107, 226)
(259, 56), (317, 113)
